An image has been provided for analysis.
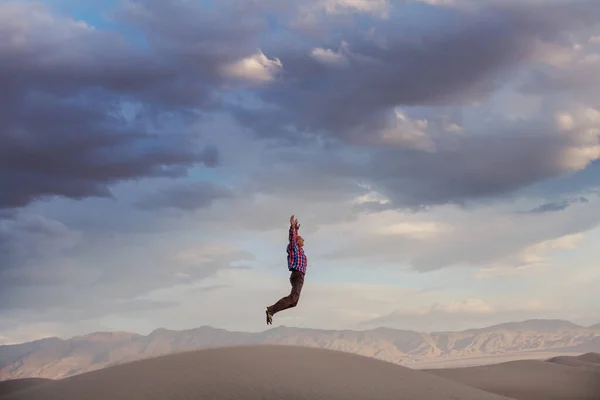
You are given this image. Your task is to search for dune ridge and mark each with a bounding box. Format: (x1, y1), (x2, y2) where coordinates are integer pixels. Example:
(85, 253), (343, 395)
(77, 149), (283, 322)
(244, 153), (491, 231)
(426, 355), (600, 400)
(1, 345), (513, 400)
(0, 378), (52, 398)
(575, 352), (600, 364)
(547, 355), (600, 371)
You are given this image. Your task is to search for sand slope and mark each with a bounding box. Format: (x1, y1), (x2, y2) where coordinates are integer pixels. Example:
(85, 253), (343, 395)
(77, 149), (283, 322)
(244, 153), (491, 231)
(575, 352), (600, 364)
(2, 345), (513, 400)
(0, 378), (52, 398)
(547, 355), (600, 372)
(426, 359), (600, 400)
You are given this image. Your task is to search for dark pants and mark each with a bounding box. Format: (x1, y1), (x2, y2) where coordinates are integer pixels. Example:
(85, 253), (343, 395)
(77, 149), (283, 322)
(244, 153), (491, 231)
(267, 269), (305, 315)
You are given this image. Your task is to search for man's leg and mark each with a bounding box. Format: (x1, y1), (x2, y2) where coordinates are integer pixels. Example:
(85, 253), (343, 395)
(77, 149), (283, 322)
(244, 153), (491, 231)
(266, 270), (305, 322)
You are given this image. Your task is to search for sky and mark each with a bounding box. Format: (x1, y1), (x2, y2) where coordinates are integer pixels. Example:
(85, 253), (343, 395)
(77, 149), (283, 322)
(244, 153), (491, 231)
(1, 0), (600, 345)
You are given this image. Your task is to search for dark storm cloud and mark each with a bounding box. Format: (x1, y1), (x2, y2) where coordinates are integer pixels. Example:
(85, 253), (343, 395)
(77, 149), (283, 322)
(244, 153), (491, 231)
(0, 96), (219, 208)
(359, 120), (591, 208)
(135, 181), (234, 211)
(229, 0), (600, 208)
(0, 0), (267, 210)
(237, 0), (600, 136)
(118, 0), (267, 70)
(5, 0), (599, 213)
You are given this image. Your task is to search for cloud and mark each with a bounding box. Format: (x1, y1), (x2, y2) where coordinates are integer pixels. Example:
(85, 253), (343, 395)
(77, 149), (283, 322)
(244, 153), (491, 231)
(0, 1), (233, 210)
(318, 0), (391, 17)
(0, 213), (82, 273)
(325, 196), (600, 271)
(126, 266), (598, 334)
(0, 208), (254, 318)
(220, 50), (283, 84)
(310, 46), (350, 67)
(241, 0), (600, 134)
(227, 0), (600, 208)
(135, 181), (234, 211)
(374, 221), (450, 239)
(4, 0), (600, 212)
(527, 196), (589, 213)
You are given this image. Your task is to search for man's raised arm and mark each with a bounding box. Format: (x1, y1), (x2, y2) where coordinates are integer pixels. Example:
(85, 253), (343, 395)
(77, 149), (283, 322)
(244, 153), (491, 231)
(289, 215), (298, 247)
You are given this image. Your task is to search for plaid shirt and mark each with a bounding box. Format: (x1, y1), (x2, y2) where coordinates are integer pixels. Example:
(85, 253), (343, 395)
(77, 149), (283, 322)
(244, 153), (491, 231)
(287, 225), (307, 274)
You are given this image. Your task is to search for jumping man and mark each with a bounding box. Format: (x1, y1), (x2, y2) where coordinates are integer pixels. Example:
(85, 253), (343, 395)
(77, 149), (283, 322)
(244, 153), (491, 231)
(265, 215), (307, 325)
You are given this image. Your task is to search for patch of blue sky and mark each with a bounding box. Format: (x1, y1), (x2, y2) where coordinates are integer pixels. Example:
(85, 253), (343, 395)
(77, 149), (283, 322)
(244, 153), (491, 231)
(259, 19), (317, 54)
(519, 161), (600, 199)
(185, 167), (230, 187)
(41, 0), (149, 49)
(373, 1), (469, 38)
(219, 90), (278, 111)
(41, 0), (118, 29)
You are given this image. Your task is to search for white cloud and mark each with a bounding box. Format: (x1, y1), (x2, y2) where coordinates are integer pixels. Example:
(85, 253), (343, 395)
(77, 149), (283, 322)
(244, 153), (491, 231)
(311, 46), (349, 67)
(352, 183), (390, 205)
(517, 233), (584, 264)
(325, 194), (600, 272)
(432, 299), (495, 314)
(378, 108), (437, 151)
(320, 0), (391, 17)
(555, 112), (576, 131)
(474, 264), (548, 280)
(220, 50), (283, 84)
(475, 233), (587, 276)
(533, 40), (582, 67)
(554, 107), (600, 171)
(174, 243), (236, 264)
(415, 0), (457, 6)
(376, 221), (451, 239)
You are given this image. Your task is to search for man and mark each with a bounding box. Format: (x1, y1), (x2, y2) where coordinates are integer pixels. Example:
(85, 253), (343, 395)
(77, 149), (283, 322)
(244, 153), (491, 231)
(265, 215), (307, 325)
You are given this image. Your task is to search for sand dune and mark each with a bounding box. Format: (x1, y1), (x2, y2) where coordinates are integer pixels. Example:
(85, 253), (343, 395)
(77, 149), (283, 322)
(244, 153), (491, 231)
(547, 354), (600, 372)
(575, 352), (600, 364)
(426, 358), (600, 400)
(2, 345), (513, 400)
(0, 378), (52, 398)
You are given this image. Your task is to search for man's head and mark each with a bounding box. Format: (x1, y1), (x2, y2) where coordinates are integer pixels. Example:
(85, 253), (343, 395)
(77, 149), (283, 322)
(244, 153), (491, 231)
(296, 235), (304, 247)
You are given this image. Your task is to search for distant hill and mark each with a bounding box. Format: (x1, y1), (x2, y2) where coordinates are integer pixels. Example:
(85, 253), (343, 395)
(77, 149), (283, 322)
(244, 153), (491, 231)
(1, 319), (599, 381)
(459, 319), (584, 333)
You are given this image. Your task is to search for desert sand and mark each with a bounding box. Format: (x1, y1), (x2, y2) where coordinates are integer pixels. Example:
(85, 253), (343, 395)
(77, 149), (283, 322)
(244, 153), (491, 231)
(0, 378), (52, 398)
(547, 354), (600, 372)
(575, 352), (600, 364)
(426, 355), (600, 400)
(1, 345), (513, 400)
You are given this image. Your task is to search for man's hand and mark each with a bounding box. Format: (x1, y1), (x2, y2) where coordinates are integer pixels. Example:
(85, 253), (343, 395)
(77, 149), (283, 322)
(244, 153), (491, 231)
(290, 215), (300, 230)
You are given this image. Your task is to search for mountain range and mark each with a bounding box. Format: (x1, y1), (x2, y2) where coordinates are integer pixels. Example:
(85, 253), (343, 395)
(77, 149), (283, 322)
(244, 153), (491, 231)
(1, 319), (599, 381)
